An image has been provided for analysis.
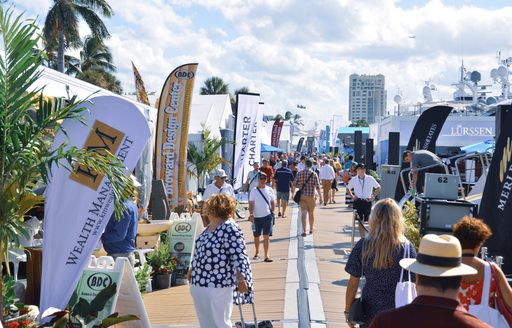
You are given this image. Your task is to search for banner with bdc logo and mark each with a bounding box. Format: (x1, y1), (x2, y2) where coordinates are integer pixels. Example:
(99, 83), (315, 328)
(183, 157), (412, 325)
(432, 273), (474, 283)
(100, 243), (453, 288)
(168, 213), (201, 285)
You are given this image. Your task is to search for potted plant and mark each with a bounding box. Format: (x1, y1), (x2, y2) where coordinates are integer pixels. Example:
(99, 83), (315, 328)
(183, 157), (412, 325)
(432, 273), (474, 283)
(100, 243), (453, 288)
(135, 263), (152, 294)
(146, 242), (178, 290)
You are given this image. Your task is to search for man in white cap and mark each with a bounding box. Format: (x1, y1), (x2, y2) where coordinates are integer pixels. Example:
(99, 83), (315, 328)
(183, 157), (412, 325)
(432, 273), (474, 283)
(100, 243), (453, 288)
(200, 168), (235, 227)
(368, 234), (490, 328)
(202, 168), (235, 201)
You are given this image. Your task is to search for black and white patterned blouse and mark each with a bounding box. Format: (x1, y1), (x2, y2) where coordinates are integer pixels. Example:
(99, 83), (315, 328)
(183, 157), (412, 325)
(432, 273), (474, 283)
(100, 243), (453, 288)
(190, 219), (254, 304)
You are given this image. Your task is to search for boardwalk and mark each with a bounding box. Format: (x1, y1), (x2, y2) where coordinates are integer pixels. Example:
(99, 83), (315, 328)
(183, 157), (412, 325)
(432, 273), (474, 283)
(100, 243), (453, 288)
(144, 191), (356, 327)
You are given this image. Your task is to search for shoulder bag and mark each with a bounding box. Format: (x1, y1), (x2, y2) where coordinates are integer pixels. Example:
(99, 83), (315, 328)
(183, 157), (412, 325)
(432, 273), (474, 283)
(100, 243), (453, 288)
(395, 240), (417, 308)
(348, 239), (367, 325)
(469, 261), (510, 328)
(244, 172), (260, 192)
(491, 262), (512, 325)
(256, 187), (275, 225)
(293, 172), (314, 203)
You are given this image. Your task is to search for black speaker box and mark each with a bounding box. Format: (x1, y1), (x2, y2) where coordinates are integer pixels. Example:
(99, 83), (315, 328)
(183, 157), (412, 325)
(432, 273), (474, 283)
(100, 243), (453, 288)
(365, 138), (375, 170)
(354, 131), (362, 163)
(416, 197), (478, 235)
(388, 132), (400, 165)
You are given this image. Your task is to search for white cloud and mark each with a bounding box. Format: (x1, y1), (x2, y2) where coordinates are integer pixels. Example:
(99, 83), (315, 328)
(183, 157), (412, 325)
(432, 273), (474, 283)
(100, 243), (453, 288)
(13, 0), (512, 128)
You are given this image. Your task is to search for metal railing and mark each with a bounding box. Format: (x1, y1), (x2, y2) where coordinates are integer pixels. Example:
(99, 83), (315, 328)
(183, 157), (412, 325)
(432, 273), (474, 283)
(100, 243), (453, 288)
(400, 162), (450, 196)
(399, 151), (492, 199)
(453, 151), (487, 199)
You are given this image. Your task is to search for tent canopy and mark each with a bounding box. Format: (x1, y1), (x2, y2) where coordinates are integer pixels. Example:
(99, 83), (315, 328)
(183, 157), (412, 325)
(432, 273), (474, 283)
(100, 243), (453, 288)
(261, 144), (285, 152)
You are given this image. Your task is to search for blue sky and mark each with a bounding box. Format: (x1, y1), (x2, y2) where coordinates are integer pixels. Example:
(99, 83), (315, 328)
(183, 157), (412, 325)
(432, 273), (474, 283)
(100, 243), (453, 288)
(12, 0), (512, 127)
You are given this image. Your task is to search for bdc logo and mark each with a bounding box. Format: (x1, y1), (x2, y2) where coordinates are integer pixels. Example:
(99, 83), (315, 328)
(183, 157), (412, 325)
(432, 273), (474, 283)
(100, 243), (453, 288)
(87, 273), (113, 291)
(175, 71), (195, 80)
(175, 222), (191, 233)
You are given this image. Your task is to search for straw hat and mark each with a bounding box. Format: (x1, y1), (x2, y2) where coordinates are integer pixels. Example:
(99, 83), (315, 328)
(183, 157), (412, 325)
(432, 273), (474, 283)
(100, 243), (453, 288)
(400, 234), (477, 277)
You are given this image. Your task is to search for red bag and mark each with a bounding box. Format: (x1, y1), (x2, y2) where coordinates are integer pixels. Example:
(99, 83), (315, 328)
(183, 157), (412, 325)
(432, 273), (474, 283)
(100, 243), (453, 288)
(490, 263), (512, 325)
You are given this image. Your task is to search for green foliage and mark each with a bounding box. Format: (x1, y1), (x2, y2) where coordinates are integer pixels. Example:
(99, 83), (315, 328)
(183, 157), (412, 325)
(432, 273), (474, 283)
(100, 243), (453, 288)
(200, 76), (229, 95)
(43, 0), (113, 72)
(101, 313), (140, 328)
(135, 263), (152, 293)
(271, 111), (303, 126)
(3, 275), (23, 318)
(41, 283), (139, 327)
(78, 68), (123, 94)
(66, 35), (116, 76)
(146, 242), (178, 275)
(349, 120), (369, 127)
(0, 8), (134, 319)
(402, 201), (421, 250)
(230, 86), (250, 105)
(187, 127), (230, 191)
(367, 169), (380, 182)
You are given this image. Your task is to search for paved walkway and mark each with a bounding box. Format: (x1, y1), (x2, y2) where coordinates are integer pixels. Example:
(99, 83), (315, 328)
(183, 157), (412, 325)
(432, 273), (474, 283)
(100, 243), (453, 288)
(144, 190), (357, 327)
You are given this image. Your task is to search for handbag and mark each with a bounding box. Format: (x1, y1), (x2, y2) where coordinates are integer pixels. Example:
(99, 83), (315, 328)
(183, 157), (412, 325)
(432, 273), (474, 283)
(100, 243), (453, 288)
(491, 262), (512, 326)
(469, 262), (510, 328)
(293, 172), (314, 203)
(395, 240), (417, 308)
(348, 239), (367, 325)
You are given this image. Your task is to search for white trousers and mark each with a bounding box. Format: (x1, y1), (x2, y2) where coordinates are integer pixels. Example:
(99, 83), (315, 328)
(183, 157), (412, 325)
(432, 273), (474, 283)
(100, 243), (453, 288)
(190, 285), (234, 328)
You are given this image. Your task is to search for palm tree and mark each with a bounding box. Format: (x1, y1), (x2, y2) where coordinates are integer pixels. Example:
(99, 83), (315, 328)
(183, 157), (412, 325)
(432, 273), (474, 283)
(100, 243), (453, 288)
(43, 0), (113, 73)
(269, 111), (303, 126)
(0, 8), (132, 319)
(234, 87), (250, 95)
(79, 68), (123, 94)
(187, 127), (229, 192)
(66, 35), (116, 76)
(230, 86), (250, 114)
(349, 119), (369, 127)
(200, 76), (229, 95)
(284, 110), (303, 125)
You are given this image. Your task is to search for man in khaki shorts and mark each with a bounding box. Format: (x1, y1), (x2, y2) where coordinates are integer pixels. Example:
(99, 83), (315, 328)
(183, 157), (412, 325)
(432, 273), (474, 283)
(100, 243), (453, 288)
(294, 159), (322, 237)
(319, 158), (336, 206)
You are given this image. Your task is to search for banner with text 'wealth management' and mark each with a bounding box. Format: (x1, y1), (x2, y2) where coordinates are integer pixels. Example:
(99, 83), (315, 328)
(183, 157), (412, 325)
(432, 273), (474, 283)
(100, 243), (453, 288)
(155, 64), (198, 208)
(479, 105), (512, 274)
(394, 105), (452, 201)
(233, 93), (261, 190)
(40, 96), (150, 314)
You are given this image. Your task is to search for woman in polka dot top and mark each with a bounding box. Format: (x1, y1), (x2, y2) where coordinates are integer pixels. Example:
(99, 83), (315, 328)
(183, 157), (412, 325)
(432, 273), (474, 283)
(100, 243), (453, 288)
(188, 194), (253, 328)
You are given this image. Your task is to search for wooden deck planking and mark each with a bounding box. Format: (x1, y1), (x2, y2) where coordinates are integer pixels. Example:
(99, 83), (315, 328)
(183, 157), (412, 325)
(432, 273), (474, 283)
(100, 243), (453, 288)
(143, 209), (292, 326)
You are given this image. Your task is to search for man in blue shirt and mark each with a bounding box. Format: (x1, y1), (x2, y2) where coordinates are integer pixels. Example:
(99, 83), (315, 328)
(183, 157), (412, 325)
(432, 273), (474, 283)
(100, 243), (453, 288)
(273, 160), (295, 218)
(101, 198), (139, 266)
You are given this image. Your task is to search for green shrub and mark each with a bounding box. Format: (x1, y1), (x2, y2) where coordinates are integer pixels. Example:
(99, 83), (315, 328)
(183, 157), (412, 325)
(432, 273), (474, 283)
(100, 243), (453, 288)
(402, 201), (421, 250)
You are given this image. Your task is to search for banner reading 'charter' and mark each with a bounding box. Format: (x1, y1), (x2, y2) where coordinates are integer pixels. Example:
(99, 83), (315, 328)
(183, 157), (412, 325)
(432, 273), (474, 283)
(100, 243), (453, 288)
(155, 64), (198, 208)
(233, 93), (262, 190)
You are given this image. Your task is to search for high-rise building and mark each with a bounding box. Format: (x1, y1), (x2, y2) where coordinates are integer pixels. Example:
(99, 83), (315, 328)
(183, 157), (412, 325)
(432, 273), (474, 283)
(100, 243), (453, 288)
(348, 74), (387, 124)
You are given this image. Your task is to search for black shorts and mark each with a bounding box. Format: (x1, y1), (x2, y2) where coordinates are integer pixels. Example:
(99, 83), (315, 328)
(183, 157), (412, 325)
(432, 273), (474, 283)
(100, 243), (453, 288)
(354, 198), (372, 222)
(253, 214), (273, 237)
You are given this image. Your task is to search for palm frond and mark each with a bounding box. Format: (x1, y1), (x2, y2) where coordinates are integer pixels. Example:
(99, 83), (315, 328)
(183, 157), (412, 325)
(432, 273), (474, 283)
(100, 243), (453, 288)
(74, 5), (110, 39)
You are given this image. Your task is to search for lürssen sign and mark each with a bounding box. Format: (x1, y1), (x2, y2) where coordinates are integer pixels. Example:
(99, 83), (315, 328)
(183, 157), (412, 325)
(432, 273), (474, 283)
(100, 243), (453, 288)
(440, 122), (495, 138)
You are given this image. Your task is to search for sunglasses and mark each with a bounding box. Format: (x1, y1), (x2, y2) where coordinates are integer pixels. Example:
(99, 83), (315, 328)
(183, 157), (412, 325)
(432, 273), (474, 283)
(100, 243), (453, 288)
(259, 177), (267, 180)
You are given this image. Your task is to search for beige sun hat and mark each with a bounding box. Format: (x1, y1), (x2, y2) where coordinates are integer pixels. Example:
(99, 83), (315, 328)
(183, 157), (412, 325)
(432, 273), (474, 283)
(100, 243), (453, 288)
(400, 234), (477, 277)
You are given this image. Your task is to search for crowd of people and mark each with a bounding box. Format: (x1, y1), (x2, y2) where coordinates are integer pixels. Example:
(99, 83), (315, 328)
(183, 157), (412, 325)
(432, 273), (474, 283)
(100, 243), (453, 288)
(186, 150), (512, 328)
